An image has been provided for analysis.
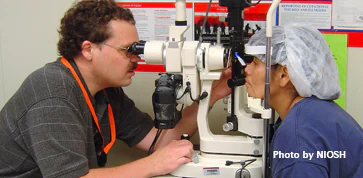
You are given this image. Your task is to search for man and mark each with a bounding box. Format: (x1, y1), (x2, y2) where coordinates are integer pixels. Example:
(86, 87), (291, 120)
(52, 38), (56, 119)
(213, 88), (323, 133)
(0, 0), (231, 177)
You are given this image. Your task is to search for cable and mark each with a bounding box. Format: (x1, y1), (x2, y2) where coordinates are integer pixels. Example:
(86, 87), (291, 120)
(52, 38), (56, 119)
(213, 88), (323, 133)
(176, 82), (208, 102)
(241, 159), (256, 170)
(180, 104), (184, 112)
(185, 82), (208, 102)
(189, 90), (208, 102)
(245, 0), (262, 6)
(225, 159), (257, 178)
(148, 129), (163, 155)
(240, 159), (257, 178)
(198, 0), (213, 42)
(176, 87), (188, 100)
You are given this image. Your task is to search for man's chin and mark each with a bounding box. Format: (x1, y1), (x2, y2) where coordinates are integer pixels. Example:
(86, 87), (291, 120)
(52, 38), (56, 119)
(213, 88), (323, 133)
(118, 78), (133, 87)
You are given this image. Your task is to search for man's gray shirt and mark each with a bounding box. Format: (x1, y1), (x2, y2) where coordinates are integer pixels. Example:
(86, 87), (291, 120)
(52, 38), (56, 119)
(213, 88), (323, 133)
(0, 58), (154, 177)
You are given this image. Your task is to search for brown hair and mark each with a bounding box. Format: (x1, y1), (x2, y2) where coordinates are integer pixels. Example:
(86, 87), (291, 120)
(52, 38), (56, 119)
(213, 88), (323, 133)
(57, 0), (135, 60)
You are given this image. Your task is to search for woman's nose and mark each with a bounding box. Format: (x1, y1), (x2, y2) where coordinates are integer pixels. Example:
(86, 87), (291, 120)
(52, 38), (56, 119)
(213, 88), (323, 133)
(244, 64), (251, 76)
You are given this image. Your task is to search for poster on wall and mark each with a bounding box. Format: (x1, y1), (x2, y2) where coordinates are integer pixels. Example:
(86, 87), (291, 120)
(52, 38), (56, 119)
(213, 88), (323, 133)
(117, 1), (193, 72)
(332, 0), (363, 30)
(117, 2), (193, 41)
(244, 3), (272, 35)
(278, 0), (332, 29)
(194, 2), (271, 45)
(193, 2), (228, 44)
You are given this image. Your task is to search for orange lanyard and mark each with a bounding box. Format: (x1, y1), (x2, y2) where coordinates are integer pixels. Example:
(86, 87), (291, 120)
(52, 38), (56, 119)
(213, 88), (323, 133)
(61, 57), (116, 153)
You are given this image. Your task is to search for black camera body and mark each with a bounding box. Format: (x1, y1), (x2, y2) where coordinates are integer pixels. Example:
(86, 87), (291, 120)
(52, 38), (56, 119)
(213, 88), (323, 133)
(152, 73), (183, 129)
(127, 42), (184, 129)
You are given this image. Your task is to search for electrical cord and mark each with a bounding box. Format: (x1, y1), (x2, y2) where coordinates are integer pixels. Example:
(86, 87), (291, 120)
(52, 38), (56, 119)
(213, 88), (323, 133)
(180, 104), (184, 112)
(176, 87), (188, 100)
(189, 89), (208, 102)
(225, 159), (257, 178)
(148, 129), (163, 155)
(241, 159), (256, 169)
(240, 159), (257, 178)
(245, 0), (262, 6)
(198, 0), (213, 42)
(176, 82), (208, 102)
(186, 82), (208, 102)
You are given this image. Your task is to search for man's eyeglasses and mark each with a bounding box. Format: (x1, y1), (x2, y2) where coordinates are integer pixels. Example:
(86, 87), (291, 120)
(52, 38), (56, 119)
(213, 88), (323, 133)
(101, 43), (138, 58)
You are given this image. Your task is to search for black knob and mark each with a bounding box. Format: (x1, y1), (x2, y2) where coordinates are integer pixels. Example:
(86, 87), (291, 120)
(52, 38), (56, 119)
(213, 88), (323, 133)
(181, 134), (189, 140)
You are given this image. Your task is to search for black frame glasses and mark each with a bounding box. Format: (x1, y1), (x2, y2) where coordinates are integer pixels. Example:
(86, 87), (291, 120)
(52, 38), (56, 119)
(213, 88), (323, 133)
(101, 43), (136, 58)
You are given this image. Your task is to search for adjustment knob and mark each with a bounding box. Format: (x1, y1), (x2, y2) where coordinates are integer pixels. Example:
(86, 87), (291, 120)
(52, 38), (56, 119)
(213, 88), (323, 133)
(181, 134), (189, 140)
(223, 122), (234, 132)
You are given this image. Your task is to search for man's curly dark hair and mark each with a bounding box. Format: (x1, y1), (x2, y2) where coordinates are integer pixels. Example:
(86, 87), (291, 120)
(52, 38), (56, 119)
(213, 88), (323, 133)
(57, 0), (135, 60)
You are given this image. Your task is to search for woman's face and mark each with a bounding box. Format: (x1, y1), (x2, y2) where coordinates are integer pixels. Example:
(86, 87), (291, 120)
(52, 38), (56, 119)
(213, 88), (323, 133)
(244, 57), (266, 98)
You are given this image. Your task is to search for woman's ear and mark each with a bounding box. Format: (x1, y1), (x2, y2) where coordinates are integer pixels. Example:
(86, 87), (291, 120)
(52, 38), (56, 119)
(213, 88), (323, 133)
(279, 66), (291, 87)
(81, 40), (93, 61)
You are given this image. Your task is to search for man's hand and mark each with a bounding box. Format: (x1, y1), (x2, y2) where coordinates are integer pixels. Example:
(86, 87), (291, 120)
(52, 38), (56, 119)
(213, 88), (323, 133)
(147, 140), (193, 176)
(210, 67), (232, 106)
(82, 139), (193, 178)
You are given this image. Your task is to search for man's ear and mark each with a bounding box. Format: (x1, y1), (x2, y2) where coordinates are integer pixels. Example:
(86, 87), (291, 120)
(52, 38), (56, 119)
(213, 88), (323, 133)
(81, 40), (93, 61)
(279, 66), (291, 87)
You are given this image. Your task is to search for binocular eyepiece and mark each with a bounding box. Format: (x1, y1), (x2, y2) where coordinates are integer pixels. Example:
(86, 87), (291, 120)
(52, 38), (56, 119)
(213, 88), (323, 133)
(128, 41), (146, 55)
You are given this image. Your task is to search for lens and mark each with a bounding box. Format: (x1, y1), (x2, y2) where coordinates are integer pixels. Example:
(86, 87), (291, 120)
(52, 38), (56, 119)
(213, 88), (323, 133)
(129, 41), (146, 55)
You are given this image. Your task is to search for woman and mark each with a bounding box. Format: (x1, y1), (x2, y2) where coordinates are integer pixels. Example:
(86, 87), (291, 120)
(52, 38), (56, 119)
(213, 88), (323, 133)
(245, 23), (362, 178)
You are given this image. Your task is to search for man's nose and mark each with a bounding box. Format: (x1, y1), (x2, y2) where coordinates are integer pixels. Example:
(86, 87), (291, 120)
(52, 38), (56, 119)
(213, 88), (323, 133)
(130, 55), (141, 62)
